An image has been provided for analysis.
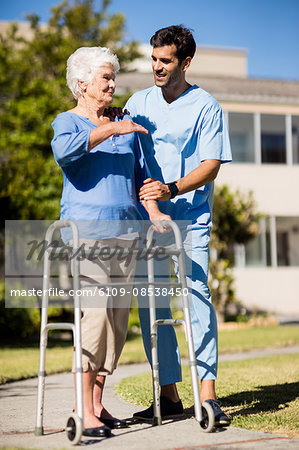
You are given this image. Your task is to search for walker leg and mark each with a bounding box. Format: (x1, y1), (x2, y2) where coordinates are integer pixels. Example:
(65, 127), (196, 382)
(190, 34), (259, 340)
(35, 328), (47, 435)
(183, 304), (202, 422)
(147, 226), (162, 425)
(73, 306), (83, 424)
(151, 325), (161, 425)
(173, 222), (203, 422)
(72, 243), (84, 425)
(35, 249), (51, 436)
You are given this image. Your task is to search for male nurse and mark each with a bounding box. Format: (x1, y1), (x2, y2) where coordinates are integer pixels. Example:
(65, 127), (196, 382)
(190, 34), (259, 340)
(126, 25), (232, 426)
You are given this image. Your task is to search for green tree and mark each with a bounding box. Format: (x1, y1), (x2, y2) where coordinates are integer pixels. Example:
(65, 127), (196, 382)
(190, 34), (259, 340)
(0, 0), (139, 221)
(0, 1), (139, 339)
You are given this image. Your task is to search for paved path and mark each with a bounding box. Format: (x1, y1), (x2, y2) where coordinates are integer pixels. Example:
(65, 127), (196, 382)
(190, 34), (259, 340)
(1, 346), (299, 449)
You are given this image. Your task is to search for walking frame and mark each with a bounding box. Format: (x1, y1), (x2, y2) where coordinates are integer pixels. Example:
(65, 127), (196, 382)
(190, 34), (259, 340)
(35, 219), (214, 445)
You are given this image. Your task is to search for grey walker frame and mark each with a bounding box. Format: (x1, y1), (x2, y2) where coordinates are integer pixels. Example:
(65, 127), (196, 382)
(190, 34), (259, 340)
(35, 219), (214, 444)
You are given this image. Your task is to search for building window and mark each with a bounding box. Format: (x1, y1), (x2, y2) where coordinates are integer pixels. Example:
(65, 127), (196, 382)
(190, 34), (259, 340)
(244, 234), (266, 267)
(228, 113), (254, 163)
(276, 217), (299, 266)
(227, 113), (299, 165)
(292, 115), (299, 164)
(235, 216), (299, 267)
(277, 231), (289, 266)
(261, 114), (286, 163)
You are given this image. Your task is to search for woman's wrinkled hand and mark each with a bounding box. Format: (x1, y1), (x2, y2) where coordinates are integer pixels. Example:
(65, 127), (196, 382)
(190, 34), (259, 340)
(115, 119), (148, 135)
(149, 212), (172, 233)
(139, 178), (171, 201)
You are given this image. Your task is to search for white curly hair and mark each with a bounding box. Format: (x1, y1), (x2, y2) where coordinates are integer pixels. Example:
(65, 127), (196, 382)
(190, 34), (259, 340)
(66, 46), (120, 99)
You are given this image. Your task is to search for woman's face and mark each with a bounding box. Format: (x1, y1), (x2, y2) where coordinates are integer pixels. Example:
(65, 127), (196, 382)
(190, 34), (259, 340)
(84, 63), (116, 107)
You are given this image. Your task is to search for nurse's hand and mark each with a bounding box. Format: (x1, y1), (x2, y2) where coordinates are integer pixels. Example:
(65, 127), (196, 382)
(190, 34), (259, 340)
(139, 178), (171, 201)
(104, 107), (130, 121)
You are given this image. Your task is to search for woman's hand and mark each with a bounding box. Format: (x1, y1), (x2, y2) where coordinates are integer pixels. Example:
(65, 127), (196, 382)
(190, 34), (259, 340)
(142, 199), (172, 233)
(149, 211), (172, 233)
(139, 178), (171, 201)
(115, 119), (148, 135)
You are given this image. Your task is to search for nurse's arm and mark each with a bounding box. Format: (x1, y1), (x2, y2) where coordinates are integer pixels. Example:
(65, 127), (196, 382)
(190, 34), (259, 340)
(139, 159), (221, 201)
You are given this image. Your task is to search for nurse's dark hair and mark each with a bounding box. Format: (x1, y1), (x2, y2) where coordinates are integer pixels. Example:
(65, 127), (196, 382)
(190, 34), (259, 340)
(150, 25), (196, 64)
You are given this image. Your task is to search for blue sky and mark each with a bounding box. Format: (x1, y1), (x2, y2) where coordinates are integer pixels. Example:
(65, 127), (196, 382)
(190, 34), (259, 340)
(1, 0), (299, 80)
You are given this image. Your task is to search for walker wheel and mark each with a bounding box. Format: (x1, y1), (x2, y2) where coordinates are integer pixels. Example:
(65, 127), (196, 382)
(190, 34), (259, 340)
(199, 401), (215, 433)
(66, 412), (82, 445)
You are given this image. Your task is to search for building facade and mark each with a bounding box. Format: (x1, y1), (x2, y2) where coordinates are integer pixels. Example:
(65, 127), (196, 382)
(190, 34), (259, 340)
(117, 46), (299, 316)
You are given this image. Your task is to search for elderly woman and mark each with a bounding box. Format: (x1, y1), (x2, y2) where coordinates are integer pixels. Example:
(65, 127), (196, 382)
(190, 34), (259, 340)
(51, 46), (169, 438)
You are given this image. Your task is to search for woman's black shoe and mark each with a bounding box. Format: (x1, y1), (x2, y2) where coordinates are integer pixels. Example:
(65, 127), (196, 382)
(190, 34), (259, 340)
(98, 417), (129, 429)
(82, 425), (111, 437)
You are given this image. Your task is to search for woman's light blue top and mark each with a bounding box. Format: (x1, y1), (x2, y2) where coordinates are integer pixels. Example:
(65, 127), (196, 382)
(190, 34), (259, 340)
(51, 112), (145, 240)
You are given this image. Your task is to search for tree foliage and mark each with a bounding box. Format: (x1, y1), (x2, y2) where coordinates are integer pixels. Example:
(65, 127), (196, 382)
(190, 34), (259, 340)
(0, 0), (140, 222)
(212, 185), (262, 257)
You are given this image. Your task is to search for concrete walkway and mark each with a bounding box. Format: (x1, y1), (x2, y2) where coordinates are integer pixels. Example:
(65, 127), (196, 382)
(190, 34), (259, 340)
(1, 346), (299, 449)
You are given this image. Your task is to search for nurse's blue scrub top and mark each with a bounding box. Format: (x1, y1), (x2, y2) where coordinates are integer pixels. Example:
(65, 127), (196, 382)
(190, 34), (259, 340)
(51, 112), (145, 241)
(125, 85), (232, 227)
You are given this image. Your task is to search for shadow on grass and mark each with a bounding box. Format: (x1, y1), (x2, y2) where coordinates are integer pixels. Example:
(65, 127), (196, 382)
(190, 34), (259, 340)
(221, 382), (299, 417)
(184, 382), (299, 418)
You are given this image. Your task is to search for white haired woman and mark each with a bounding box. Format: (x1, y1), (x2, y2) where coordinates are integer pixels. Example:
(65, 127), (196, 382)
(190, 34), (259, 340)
(51, 46), (170, 438)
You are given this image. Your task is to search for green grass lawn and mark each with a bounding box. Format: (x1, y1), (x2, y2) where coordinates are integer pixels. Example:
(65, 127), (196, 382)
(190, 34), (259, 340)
(0, 343), (73, 384)
(1, 325), (299, 383)
(116, 353), (299, 438)
(119, 324), (299, 364)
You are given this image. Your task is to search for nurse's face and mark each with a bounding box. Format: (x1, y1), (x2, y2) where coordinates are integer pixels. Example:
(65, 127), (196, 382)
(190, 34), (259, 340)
(151, 44), (184, 89)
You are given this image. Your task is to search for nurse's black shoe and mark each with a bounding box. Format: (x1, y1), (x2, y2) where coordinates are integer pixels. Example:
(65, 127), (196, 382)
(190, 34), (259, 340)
(205, 399), (231, 427)
(133, 396), (184, 421)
